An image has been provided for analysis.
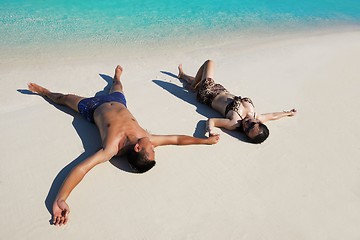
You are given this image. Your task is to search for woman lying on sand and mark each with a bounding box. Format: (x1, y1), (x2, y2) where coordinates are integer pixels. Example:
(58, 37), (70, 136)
(178, 60), (297, 143)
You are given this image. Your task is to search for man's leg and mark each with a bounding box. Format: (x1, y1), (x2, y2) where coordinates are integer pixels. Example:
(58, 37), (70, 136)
(178, 60), (215, 90)
(109, 65), (124, 94)
(28, 83), (85, 112)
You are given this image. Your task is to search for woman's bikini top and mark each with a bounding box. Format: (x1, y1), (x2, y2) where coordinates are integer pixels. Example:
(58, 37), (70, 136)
(224, 96), (255, 120)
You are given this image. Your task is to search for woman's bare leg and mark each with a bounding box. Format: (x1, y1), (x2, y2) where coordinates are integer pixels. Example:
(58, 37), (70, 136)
(178, 64), (195, 84)
(28, 83), (85, 112)
(109, 65), (124, 94)
(192, 60), (214, 89)
(178, 60), (215, 90)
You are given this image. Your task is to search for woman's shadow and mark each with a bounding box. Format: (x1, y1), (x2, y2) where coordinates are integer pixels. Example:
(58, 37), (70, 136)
(18, 74), (133, 224)
(154, 71), (247, 141)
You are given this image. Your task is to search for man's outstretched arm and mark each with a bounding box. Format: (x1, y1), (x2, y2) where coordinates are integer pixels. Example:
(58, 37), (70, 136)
(150, 134), (220, 147)
(52, 147), (117, 226)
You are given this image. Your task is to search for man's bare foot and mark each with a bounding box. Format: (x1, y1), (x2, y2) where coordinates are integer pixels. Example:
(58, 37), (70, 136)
(28, 83), (50, 96)
(178, 64), (184, 79)
(114, 65), (123, 81)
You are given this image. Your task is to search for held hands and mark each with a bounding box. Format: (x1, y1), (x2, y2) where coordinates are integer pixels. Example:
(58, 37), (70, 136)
(207, 133), (220, 144)
(206, 121), (215, 137)
(206, 120), (220, 144)
(52, 199), (70, 226)
(206, 123), (220, 144)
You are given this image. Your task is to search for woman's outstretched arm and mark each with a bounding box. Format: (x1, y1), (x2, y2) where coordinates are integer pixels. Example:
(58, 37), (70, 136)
(258, 109), (297, 123)
(206, 118), (239, 136)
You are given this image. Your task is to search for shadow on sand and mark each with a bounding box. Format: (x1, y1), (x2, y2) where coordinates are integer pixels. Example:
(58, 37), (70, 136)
(18, 74), (134, 224)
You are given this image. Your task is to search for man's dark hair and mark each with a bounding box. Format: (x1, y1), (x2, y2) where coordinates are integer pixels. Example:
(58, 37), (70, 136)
(249, 123), (269, 144)
(127, 148), (156, 173)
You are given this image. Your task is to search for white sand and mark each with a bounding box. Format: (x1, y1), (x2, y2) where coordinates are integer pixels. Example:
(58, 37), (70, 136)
(1, 28), (360, 240)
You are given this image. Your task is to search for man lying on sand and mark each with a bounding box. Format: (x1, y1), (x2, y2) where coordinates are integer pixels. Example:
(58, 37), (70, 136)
(178, 60), (297, 143)
(28, 65), (219, 226)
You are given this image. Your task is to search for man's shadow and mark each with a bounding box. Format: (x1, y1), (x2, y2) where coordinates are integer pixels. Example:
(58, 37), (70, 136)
(18, 74), (133, 224)
(154, 71), (247, 141)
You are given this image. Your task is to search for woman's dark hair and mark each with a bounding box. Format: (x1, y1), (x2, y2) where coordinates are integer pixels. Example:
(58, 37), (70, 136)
(127, 149), (156, 173)
(249, 123), (269, 144)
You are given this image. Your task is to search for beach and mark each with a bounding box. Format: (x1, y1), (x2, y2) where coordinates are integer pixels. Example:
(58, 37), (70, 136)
(1, 25), (360, 239)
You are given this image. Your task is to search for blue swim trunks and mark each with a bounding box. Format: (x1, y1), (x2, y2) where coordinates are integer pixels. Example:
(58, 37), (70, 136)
(78, 92), (127, 123)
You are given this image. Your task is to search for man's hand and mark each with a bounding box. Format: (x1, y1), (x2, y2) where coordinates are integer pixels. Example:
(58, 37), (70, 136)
(207, 134), (220, 144)
(52, 199), (70, 226)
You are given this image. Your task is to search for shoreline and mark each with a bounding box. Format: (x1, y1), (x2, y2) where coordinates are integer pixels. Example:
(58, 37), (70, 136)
(2, 24), (360, 68)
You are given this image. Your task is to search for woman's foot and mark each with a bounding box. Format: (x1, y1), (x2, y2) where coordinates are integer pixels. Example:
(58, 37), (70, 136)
(28, 83), (50, 96)
(114, 65), (123, 81)
(178, 64), (197, 92)
(178, 64), (184, 79)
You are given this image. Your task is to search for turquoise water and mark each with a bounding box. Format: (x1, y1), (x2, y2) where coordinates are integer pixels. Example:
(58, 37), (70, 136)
(1, 0), (360, 49)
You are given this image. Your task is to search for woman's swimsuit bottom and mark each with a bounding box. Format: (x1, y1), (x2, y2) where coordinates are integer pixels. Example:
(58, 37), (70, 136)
(78, 92), (127, 123)
(197, 77), (254, 118)
(197, 78), (229, 106)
